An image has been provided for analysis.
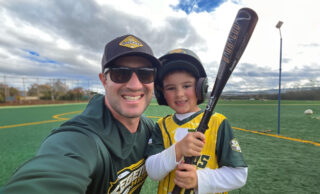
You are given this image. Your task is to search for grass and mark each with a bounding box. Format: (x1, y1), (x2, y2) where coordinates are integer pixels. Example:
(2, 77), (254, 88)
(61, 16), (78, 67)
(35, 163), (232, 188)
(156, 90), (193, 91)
(0, 99), (319, 193)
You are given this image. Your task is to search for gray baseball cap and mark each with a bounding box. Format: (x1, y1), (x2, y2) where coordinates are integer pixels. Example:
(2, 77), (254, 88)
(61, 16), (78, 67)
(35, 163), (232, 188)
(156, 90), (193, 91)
(101, 34), (161, 71)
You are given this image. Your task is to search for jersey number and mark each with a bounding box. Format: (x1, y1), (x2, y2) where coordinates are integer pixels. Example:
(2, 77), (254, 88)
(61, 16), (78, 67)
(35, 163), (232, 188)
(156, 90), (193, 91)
(193, 155), (210, 168)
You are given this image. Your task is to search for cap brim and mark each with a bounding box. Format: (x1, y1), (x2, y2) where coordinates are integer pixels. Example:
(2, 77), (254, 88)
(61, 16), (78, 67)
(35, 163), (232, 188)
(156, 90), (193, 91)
(104, 51), (161, 70)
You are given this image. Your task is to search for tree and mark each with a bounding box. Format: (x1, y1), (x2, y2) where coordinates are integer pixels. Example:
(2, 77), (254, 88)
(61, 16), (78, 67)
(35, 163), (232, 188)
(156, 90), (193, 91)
(0, 83), (7, 102)
(27, 83), (40, 96)
(0, 83), (20, 102)
(52, 79), (68, 100)
(27, 83), (53, 100)
(39, 84), (53, 100)
(9, 87), (20, 96)
(61, 87), (85, 101)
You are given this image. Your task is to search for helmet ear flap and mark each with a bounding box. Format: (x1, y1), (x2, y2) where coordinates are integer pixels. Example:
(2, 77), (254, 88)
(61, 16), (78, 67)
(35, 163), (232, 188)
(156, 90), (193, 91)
(154, 85), (167, 105)
(196, 77), (208, 104)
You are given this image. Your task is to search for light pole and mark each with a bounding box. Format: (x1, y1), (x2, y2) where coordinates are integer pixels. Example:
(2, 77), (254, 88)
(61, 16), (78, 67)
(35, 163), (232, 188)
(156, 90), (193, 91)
(276, 21), (283, 135)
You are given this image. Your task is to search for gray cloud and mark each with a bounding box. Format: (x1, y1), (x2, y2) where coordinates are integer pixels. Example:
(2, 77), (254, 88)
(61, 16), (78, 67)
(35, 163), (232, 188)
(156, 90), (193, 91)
(217, 63), (320, 91)
(0, 0), (206, 81)
(299, 43), (320, 47)
(0, 1), (319, 92)
(151, 16), (207, 56)
(2, 0), (206, 55)
(282, 58), (291, 64)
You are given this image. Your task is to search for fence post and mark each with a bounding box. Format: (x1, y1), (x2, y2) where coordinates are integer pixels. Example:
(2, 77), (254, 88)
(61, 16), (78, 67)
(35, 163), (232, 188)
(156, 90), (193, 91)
(4, 75), (8, 102)
(51, 79), (55, 101)
(22, 77), (26, 98)
(37, 78), (40, 97)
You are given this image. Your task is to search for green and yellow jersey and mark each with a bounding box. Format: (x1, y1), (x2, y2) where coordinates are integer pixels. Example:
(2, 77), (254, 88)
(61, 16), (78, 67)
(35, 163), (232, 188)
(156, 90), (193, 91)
(146, 110), (247, 194)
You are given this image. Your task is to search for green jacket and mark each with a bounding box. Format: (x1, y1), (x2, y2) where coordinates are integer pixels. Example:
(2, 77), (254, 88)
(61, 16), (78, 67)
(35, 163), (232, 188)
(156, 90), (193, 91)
(1, 94), (154, 194)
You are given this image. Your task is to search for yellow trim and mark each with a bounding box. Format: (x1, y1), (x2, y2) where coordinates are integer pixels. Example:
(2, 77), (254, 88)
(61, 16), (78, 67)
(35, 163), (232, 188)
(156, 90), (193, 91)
(0, 111), (82, 129)
(200, 103), (320, 106)
(145, 116), (161, 119)
(148, 102), (320, 106)
(0, 120), (61, 129)
(0, 103), (87, 109)
(233, 126), (320, 147)
(0, 111), (319, 147)
(52, 111), (82, 120)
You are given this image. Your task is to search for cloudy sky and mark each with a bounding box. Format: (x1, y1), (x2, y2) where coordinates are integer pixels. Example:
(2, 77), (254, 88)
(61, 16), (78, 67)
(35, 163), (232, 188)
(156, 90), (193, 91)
(0, 0), (319, 93)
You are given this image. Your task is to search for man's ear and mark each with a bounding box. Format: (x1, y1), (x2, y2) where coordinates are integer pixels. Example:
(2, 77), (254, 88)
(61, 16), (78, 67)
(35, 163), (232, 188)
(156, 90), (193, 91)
(99, 73), (107, 88)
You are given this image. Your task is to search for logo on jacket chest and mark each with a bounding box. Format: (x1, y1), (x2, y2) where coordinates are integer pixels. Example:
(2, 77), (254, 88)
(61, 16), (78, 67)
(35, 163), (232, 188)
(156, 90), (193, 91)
(109, 159), (147, 193)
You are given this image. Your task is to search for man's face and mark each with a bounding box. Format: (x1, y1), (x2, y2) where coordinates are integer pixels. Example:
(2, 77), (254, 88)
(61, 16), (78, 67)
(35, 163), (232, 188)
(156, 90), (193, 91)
(99, 56), (154, 122)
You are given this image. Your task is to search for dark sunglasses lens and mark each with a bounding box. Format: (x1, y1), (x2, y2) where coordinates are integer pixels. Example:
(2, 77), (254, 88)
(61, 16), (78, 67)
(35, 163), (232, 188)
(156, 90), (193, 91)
(110, 68), (132, 83)
(108, 67), (155, 84)
(137, 69), (155, 84)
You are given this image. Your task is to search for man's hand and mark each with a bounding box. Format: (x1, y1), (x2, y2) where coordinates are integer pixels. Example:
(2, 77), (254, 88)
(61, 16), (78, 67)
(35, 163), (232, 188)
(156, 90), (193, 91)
(174, 162), (198, 189)
(175, 132), (205, 162)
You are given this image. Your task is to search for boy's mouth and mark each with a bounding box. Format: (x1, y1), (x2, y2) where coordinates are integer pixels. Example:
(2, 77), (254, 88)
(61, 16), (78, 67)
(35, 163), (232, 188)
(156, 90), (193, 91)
(175, 99), (187, 105)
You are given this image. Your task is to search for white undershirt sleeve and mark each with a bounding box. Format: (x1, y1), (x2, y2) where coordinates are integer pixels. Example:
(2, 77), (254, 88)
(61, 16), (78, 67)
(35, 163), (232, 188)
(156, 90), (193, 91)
(196, 166), (248, 194)
(146, 144), (178, 180)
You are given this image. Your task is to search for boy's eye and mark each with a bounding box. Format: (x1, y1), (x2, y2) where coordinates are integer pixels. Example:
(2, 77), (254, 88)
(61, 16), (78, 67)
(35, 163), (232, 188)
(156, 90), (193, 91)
(165, 87), (175, 91)
(183, 84), (192, 89)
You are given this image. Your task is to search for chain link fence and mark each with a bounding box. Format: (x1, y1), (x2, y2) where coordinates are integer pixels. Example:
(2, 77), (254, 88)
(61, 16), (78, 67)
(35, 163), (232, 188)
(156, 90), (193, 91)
(0, 74), (103, 104)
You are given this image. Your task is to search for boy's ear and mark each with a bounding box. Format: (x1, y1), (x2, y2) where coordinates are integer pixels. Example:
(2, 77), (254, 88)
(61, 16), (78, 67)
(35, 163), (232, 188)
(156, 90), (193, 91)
(196, 77), (208, 104)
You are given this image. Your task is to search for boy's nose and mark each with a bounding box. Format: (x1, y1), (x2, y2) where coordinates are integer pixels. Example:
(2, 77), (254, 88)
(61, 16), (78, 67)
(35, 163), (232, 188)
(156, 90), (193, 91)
(176, 87), (184, 96)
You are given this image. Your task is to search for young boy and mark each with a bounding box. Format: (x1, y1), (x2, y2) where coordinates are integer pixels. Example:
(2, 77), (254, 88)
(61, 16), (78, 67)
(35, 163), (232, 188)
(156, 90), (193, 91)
(145, 48), (248, 194)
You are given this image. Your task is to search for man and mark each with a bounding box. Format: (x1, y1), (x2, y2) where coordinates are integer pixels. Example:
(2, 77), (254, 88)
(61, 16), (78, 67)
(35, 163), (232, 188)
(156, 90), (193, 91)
(1, 34), (161, 194)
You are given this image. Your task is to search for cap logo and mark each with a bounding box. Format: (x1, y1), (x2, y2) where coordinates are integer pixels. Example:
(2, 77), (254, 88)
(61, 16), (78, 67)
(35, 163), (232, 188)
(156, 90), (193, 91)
(169, 48), (187, 54)
(119, 35), (143, 49)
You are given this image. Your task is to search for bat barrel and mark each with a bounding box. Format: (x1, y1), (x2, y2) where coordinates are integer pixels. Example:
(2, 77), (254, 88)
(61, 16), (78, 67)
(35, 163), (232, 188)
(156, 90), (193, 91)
(170, 7), (258, 193)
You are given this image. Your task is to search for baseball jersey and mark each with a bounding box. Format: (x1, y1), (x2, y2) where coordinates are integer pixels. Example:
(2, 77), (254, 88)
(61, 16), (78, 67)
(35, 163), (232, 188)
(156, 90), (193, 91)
(146, 111), (247, 194)
(1, 94), (154, 194)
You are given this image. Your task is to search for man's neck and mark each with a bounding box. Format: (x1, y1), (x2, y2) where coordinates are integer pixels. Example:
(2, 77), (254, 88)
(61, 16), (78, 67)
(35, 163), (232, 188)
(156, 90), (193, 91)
(120, 118), (140, 133)
(110, 110), (140, 133)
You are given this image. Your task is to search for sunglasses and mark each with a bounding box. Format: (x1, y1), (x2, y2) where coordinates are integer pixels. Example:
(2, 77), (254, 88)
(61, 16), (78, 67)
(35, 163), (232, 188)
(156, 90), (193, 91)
(104, 67), (157, 84)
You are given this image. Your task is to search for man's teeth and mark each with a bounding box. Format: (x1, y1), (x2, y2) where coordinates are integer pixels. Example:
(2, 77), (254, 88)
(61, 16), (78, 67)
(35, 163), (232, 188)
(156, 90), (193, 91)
(124, 96), (141, 100)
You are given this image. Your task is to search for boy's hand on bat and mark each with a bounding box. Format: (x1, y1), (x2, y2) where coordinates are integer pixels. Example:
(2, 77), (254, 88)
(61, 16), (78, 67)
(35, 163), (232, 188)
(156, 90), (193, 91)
(174, 162), (198, 189)
(175, 131), (205, 161)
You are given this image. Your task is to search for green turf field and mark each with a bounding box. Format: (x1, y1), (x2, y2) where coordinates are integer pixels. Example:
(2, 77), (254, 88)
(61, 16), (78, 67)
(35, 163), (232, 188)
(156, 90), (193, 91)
(0, 99), (319, 193)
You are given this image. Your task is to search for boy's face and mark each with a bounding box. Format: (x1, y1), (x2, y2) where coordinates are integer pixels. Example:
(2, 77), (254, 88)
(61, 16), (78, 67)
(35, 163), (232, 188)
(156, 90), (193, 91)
(162, 71), (200, 114)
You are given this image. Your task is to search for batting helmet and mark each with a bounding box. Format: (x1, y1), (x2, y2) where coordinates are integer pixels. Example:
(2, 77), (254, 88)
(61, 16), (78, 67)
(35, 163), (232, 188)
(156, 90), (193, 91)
(155, 48), (208, 105)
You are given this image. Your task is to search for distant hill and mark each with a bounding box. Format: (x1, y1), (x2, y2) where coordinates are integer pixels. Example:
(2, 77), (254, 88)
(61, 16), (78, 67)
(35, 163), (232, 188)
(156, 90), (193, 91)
(218, 87), (320, 100)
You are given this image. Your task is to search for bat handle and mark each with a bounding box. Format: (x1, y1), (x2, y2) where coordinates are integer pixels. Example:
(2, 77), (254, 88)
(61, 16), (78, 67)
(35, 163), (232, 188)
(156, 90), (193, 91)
(171, 184), (193, 194)
(171, 156), (195, 194)
(171, 185), (182, 194)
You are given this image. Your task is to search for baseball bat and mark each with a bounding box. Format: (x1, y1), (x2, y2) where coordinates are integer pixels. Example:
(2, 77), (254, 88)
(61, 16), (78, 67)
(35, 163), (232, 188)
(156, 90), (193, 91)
(171, 7), (258, 194)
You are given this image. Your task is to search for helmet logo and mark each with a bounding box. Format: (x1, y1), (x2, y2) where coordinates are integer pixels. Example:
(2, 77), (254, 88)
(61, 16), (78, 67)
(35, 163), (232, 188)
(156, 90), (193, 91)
(169, 48), (187, 54)
(119, 35), (143, 48)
